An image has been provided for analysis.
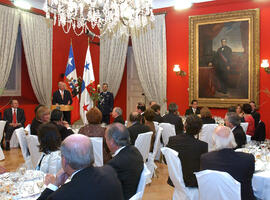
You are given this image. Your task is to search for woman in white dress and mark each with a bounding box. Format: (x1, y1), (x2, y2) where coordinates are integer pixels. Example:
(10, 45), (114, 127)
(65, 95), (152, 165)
(36, 123), (62, 175)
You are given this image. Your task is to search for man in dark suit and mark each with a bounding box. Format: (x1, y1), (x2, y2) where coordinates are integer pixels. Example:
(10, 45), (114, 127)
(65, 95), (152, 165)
(201, 126), (255, 200)
(167, 115), (208, 187)
(162, 103), (184, 135)
(106, 123), (144, 200)
(250, 101), (260, 129)
(112, 107), (125, 125)
(185, 100), (200, 116)
(38, 134), (123, 200)
(52, 82), (73, 124)
(151, 104), (163, 123)
(224, 112), (246, 149)
(128, 112), (151, 145)
(3, 99), (25, 150)
(98, 83), (114, 124)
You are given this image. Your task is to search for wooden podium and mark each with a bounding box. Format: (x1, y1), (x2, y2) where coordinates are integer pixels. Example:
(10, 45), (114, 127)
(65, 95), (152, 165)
(51, 105), (73, 112)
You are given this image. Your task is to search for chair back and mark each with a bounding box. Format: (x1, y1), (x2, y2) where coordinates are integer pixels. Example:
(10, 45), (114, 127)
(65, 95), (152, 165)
(0, 120), (6, 160)
(26, 135), (42, 168)
(159, 123), (176, 146)
(25, 124), (31, 135)
(10, 130), (19, 148)
(153, 121), (159, 133)
(135, 132), (153, 162)
(195, 170), (241, 200)
(89, 137), (103, 167)
(129, 164), (151, 200)
(240, 122), (249, 134)
(161, 147), (198, 200)
(15, 128), (29, 161)
(199, 124), (218, 151)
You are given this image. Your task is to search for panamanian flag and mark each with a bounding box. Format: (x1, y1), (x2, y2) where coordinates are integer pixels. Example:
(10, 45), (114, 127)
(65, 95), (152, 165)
(64, 45), (80, 124)
(80, 45), (95, 124)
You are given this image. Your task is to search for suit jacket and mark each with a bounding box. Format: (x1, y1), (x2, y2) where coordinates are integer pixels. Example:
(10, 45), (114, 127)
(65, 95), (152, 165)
(185, 107), (200, 116)
(98, 92), (114, 115)
(114, 115), (125, 125)
(251, 111), (260, 129)
(232, 125), (246, 149)
(128, 122), (151, 145)
(153, 113), (164, 123)
(162, 113), (184, 135)
(52, 90), (73, 105)
(252, 121), (266, 142)
(3, 107), (25, 127)
(49, 122), (74, 141)
(30, 118), (42, 136)
(201, 117), (215, 124)
(201, 148), (255, 200)
(38, 165), (124, 200)
(107, 145), (144, 200)
(167, 134), (208, 187)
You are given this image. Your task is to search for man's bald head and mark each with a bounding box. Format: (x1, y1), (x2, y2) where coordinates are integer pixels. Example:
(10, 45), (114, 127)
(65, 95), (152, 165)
(213, 126), (237, 150)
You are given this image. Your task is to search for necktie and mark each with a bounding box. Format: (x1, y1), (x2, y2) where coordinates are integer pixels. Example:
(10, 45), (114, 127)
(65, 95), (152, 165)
(61, 91), (64, 99)
(13, 109), (17, 123)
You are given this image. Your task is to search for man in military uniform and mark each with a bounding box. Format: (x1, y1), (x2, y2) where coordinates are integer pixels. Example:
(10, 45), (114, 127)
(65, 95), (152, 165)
(98, 83), (114, 124)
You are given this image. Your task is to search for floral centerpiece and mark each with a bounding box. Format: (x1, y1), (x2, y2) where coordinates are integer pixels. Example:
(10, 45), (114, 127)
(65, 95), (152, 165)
(87, 83), (101, 107)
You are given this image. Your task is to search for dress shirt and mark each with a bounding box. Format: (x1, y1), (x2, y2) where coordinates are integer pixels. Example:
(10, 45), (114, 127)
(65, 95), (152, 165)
(192, 108), (196, 114)
(231, 126), (236, 132)
(112, 146), (126, 157)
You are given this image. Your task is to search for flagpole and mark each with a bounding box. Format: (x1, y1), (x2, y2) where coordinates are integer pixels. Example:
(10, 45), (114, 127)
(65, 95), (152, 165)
(88, 37), (90, 46)
(70, 38), (72, 46)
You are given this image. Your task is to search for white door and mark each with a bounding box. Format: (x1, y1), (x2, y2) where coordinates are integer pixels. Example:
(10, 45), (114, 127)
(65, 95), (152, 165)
(126, 47), (148, 120)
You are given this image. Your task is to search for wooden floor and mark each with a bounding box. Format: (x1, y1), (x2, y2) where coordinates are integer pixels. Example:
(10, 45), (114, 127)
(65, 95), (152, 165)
(0, 148), (174, 200)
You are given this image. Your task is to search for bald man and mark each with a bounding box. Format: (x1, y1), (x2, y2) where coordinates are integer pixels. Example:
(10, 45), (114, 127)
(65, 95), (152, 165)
(52, 82), (73, 124)
(200, 126), (255, 200)
(38, 134), (123, 200)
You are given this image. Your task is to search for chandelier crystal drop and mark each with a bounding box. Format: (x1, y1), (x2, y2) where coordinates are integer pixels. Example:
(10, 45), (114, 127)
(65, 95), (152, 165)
(45, 0), (155, 37)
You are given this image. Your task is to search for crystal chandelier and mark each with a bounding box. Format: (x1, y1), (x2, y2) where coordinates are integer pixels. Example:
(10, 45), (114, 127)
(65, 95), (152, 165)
(45, 0), (155, 37)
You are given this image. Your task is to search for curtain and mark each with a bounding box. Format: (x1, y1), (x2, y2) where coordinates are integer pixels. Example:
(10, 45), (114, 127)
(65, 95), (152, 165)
(99, 25), (129, 97)
(20, 11), (53, 106)
(0, 5), (20, 96)
(131, 14), (167, 114)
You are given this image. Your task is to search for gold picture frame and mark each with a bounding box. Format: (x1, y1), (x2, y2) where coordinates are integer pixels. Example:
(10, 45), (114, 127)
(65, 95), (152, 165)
(189, 9), (260, 108)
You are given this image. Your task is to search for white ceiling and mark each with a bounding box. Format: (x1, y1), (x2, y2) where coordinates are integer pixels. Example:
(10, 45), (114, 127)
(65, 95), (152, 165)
(20, 0), (214, 11)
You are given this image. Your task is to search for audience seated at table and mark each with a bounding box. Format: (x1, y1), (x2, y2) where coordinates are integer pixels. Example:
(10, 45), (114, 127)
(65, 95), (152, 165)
(185, 99), (200, 116)
(106, 123), (144, 200)
(78, 107), (111, 163)
(136, 102), (146, 124)
(243, 103), (255, 137)
(224, 112), (246, 149)
(128, 112), (151, 145)
(31, 106), (50, 136)
(162, 103), (184, 135)
(144, 108), (156, 152)
(236, 104), (244, 119)
(250, 101), (260, 129)
(200, 107), (215, 124)
(166, 115), (208, 187)
(112, 107), (125, 125)
(49, 109), (74, 141)
(200, 126), (255, 200)
(151, 104), (164, 123)
(38, 134), (123, 200)
(36, 123), (62, 175)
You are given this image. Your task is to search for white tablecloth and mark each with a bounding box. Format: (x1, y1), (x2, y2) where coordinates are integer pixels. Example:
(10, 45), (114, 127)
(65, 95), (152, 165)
(253, 171), (270, 200)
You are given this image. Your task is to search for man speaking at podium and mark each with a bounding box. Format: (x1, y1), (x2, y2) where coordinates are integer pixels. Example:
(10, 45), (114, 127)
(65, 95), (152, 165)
(52, 82), (73, 124)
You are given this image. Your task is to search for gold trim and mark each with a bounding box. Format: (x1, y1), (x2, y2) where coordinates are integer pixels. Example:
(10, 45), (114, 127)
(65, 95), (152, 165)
(189, 9), (260, 108)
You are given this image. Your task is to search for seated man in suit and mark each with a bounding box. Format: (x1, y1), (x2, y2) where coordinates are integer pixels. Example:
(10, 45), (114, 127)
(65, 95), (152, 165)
(250, 101), (260, 129)
(128, 112), (151, 145)
(151, 104), (163, 123)
(162, 103), (184, 135)
(167, 115), (208, 187)
(224, 112), (246, 149)
(52, 82), (73, 124)
(3, 99), (25, 150)
(38, 134), (123, 200)
(201, 126), (255, 200)
(185, 99), (200, 116)
(112, 107), (125, 125)
(106, 123), (144, 200)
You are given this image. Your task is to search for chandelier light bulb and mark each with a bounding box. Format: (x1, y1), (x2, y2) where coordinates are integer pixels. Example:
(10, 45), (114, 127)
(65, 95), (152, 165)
(261, 59), (269, 68)
(174, 0), (193, 10)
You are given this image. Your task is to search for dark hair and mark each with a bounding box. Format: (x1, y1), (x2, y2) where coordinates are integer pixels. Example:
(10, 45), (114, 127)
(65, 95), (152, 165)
(106, 123), (130, 147)
(35, 104), (44, 114)
(226, 112), (241, 126)
(168, 103), (178, 113)
(249, 101), (255, 104)
(185, 115), (202, 136)
(200, 107), (212, 118)
(10, 99), (18, 105)
(38, 123), (61, 154)
(137, 102), (146, 112)
(144, 108), (155, 121)
(151, 104), (161, 112)
(50, 109), (63, 122)
(86, 107), (102, 124)
(102, 83), (108, 87)
(228, 106), (236, 112)
(129, 112), (141, 123)
(243, 103), (252, 114)
(191, 100), (198, 105)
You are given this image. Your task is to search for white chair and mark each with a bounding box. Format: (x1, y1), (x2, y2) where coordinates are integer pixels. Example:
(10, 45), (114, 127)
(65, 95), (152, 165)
(199, 124), (218, 152)
(240, 122), (249, 134)
(10, 129), (19, 148)
(0, 120), (6, 160)
(159, 123), (176, 146)
(161, 147), (198, 200)
(153, 121), (159, 133)
(195, 170), (241, 200)
(26, 135), (42, 168)
(89, 137), (103, 167)
(146, 127), (163, 181)
(135, 132), (153, 163)
(129, 164), (151, 200)
(25, 124), (31, 135)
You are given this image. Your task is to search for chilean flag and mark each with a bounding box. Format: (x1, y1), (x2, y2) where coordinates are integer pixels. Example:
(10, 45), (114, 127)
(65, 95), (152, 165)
(64, 45), (80, 124)
(80, 45), (95, 124)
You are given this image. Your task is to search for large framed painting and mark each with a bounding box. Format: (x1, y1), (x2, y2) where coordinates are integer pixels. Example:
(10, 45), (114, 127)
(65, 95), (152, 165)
(189, 9), (260, 108)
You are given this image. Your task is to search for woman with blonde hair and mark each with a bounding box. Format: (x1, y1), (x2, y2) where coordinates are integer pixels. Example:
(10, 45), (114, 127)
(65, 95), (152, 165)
(31, 106), (51, 135)
(200, 107), (215, 124)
